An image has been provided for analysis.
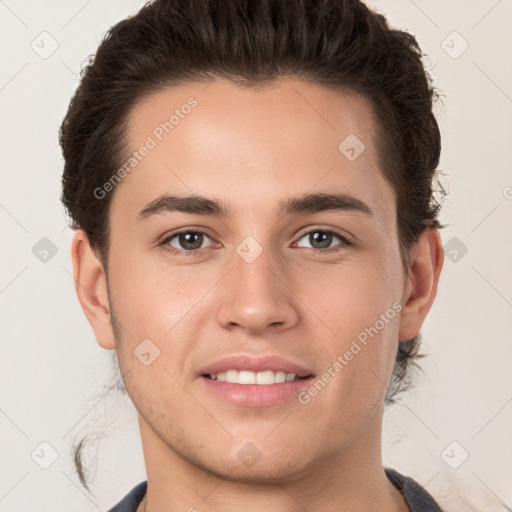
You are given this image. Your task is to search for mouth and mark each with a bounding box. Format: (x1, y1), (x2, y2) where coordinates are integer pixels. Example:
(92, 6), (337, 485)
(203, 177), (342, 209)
(199, 354), (315, 407)
(203, 369), (308, 384)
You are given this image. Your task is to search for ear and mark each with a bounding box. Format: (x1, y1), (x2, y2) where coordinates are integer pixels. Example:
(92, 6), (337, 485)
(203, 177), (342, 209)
(398, 228), (444, 341)
(71, 230), (115, 350)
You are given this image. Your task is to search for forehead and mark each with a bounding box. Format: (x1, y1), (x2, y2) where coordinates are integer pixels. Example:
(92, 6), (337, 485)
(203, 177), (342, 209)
(111, 78), (394, 222)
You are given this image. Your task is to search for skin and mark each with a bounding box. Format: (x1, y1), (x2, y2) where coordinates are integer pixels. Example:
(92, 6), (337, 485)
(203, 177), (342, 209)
(71, 78), (443, 511)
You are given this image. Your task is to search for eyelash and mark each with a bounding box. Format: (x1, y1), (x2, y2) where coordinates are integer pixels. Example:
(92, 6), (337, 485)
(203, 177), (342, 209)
(159, 227), (353, 256)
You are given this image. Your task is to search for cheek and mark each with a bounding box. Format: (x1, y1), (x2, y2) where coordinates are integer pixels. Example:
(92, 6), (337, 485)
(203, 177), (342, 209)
(304, 251), (403, 338)
(305, 248), (404, 394)
(108, 250), (203, 337)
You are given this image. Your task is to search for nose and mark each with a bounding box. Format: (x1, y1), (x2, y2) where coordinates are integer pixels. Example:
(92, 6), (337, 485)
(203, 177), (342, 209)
(215, 246), (299, 334)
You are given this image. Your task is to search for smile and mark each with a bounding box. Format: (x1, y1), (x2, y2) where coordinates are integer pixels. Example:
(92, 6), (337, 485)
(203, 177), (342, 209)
(206, 369), (303, 384)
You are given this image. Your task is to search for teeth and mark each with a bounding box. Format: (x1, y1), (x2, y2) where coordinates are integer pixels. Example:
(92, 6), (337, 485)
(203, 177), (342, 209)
(211, 370), (299, 385)
(239, 370), (256, 384)
(274, 371), (286, 383)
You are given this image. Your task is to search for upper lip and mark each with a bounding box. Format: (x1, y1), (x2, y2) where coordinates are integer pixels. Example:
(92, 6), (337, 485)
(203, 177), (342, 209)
(199, 354), (313, 378)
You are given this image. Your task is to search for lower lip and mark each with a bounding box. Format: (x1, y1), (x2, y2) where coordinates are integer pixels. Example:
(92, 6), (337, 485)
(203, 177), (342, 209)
(201, 376), (314, 407)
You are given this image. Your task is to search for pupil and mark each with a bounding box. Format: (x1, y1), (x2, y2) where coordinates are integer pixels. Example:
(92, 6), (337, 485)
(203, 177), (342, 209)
(311, 231), (331, 249)
(180, 232), (202, 250)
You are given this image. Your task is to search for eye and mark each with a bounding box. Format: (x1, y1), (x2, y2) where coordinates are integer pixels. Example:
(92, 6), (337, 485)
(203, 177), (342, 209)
(159, 227), (353, 256)
(294, 228), (352, 253)
(161, 230), (216, 254)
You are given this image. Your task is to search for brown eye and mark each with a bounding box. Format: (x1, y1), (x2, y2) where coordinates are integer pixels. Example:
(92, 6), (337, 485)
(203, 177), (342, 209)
(162, 230), (214, 253)
(295, 229), (352, 252)
(306, 231), (334, 249)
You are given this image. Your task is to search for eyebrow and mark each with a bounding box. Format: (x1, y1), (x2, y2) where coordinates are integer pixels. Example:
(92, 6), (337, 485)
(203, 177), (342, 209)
(136, 192), (374, 221)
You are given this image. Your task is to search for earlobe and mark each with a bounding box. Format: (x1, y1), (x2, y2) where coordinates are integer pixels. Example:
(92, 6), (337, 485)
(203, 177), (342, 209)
(71, 230), (116, 350)
(398, 228), (444, 341)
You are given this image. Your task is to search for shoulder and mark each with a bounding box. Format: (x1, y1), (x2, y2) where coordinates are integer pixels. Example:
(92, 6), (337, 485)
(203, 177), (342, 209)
(385, 468), (444, 512)
(107, 481), (147, 512)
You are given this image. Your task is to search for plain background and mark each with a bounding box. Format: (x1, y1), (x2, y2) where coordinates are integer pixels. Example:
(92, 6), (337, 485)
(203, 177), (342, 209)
(0, 1), (511, 510)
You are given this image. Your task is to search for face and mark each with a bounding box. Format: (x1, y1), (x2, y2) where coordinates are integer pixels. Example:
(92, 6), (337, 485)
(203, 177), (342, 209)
(82, 78), (422, 482)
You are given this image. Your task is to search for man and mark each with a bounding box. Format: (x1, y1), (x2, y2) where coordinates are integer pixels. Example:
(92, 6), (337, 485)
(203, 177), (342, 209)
(61, 0), (445, 510)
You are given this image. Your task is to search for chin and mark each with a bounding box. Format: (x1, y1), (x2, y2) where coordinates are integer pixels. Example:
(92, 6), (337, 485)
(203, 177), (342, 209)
(203, 455), (313, 485)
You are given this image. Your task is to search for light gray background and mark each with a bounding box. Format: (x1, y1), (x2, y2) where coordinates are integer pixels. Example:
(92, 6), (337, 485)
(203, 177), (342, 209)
(1, 1), (511, 510)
